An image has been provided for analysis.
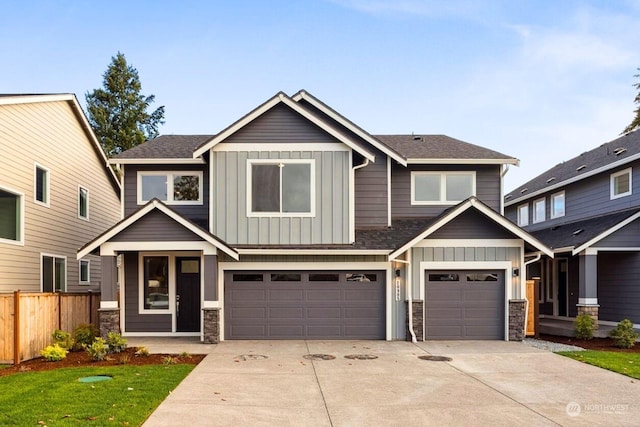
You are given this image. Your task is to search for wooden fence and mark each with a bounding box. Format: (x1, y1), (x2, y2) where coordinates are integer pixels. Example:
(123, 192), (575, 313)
(0, 291), (101, 364)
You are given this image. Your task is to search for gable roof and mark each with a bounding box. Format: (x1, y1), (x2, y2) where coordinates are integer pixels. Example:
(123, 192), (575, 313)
(505, 129), (640, 206)
(192, 92), (376, 161)
(110, 135), (212, 163)
(0, 93), (121, 192)
(375, 135), (519, 165)
(77, 199), (238, 260)
(530, 208), (640, 255)
(388, 197), (553, 260)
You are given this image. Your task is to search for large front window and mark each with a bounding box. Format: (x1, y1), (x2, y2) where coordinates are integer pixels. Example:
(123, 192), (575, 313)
(411, 171), (475, 205)
(0, 187), (23, 244)
(248, 160), (314, 216)
(143, 256), (169, 310)
(138, 172), (202, 204)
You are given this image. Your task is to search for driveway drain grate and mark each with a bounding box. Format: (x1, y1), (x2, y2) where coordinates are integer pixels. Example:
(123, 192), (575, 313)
(418, 355), (452, 362)
(303, 354), (336, 361)
(344, 354), (378, 360)
(235, 354), (269, 361)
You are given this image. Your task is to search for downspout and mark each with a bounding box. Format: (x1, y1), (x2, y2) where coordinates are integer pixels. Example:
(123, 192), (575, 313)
(353, 158), (369, 171)
(522, 252), (542, 340)
(500, 164), (510, 215)
(350, 158), (370, 242)
(394, 255), (416, 343)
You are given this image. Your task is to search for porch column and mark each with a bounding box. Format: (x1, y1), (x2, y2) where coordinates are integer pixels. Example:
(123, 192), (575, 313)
(98, 255), (120, 337)
(202, 254), (220, 344)
(577, 252), (599, 324)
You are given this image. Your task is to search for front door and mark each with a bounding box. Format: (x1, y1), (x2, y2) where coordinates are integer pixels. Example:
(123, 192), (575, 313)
(176, 257), (201, 332)
(556, 259), (568, 317)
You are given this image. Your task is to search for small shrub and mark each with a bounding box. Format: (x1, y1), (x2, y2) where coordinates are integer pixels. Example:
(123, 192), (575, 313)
(118, 354), (130, 365)
(86, 337), (108, 361)
(179, 351), (191, 359)
(52, 329), (74, 350)
(106, 332), (127, 354)
(575, 313), (595, 340)
(135, 347), (150, 357)
(73, 323), (98, 351)
(41, 344), (68, 361)
(162, 356), (177, 366)
(610, 319), (639, 349)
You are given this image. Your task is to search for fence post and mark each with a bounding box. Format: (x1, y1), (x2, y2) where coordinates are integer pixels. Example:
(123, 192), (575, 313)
(58, 292), (62, 330)
(13, 290), (20, 365)
(88, 290), (93, 325)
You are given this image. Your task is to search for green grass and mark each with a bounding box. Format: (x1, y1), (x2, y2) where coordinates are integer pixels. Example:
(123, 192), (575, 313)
(0, 364), (195, 426)
(558, 351), (640, 380)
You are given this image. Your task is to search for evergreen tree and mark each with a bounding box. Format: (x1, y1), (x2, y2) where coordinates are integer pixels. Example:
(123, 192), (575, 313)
(623, 68), (640, 134)
(86, 52), (165, 156)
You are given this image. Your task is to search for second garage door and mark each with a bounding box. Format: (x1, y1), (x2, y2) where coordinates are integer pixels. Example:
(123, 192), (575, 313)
(425, 270), (505, 340)
(225, 271), (385, 339)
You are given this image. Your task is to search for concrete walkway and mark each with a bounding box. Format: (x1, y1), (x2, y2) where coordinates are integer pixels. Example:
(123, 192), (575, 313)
(133, 339), (639, 426)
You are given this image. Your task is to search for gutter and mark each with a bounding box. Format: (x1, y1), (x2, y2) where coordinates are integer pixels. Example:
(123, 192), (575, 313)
(500, 164), (510, 215)
(394, 256), (416, 343)
(522, 252), (542, 340)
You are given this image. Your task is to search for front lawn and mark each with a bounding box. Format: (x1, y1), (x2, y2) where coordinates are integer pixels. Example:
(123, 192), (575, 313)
(558, 350), (640, 380)
(0, 364), (194, 426)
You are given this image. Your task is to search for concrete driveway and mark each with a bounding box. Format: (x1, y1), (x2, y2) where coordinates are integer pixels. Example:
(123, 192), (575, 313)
(141, 340), (638, 426)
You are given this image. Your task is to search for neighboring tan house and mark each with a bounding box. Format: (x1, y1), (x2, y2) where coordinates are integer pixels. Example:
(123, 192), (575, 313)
(81, 90), (551, 342)
(0, 94), (121, 293)
(504, 129), (640, 331)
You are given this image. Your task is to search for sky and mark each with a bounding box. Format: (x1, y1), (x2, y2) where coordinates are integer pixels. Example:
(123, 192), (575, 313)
(1, 1), (639, 191)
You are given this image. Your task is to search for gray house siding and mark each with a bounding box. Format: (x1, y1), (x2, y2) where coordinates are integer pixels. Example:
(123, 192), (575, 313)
(598, 252), (640, 323)
(355, 148), (388, 228)
(593, 218), (640, 247)
(429, 209), (515, 239)
(123, 252), (172, 332)
(111, 210), (203, 242)
(392, 164), (501, 218)
(123, 164), (208, 225)
(211, 150), (350, 245)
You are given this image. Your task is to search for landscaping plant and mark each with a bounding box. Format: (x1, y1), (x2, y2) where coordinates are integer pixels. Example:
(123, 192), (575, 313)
(51, 329), (74, 350)
(610, 319), (639, 349)
(40, 344), (68, 362)
(73, 323), (98, 351)
(574, 313), (595, 340)
(86, 337), (108, 361)
(106, 331), (127, 353)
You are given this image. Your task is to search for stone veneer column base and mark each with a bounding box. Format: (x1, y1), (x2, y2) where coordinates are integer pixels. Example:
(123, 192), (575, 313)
(577, 305), (600, 329)
(203, 307), (221, 344)
(98, 308), (120, 339)
(508, 300), (526, 341)
(406, 300), (424, 341)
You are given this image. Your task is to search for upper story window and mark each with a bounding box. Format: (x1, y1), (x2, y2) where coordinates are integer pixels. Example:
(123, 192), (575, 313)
(550, 191), (565, 219)
(517, 204), (529, 226)
(79, 259), (90, 284)
(137, 171), (203, 205)
(34, 163), (50, 206)
(78, 186), (89, 220)
(247, 159), (315, 216)
(411, 171), (475, 205)
(0, 186), (24, 245)
(610, 168), (632, 199)
(533, 198), (546, 223)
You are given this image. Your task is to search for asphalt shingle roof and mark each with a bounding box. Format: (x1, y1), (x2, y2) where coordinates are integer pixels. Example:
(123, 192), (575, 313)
(506, 129), (640, 203)
(112, 135), (214, 159)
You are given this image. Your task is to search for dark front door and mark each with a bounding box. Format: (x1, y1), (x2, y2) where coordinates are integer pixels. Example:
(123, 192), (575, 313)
(557, 259), (568, 317)
(176, 257), (201, 332)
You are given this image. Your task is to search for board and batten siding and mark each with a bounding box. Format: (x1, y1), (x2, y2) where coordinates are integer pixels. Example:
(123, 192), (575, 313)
(597, 252), (640, 323)
(0, 100), (120, 293)
(392, 164), (501, 218)
(355, 148), (388, 228)
(211, 150), (350, 245)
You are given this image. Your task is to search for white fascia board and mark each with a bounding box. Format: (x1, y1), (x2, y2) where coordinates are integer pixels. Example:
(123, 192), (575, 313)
(292, 91), (407, 166)
(109, 158), (205, 165)
(235, 249), (391, 255)
(0, 93), (75, 105)
(407, 158), (520, 166)
(505, 152), (640, 207)
(572, 210), (640, 255)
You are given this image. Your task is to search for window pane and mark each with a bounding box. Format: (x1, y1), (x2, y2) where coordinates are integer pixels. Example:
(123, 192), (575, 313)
(79, 187), (88, 218)
(428, 273), (459, 281)
(309, 273), (339, 282)
(141, 175), (167, 201)
(180, 260), (199, 273)
(271, 273), (302, 281)
(552, 194), (565, 217)
(518, 205), (529, 226)
(282, 164), (311, 213)
(252, 164), (280, 212)
(0, 189), (19, 241)
(414, 174), (440, 201)
(446, 174), (473, 201)
(42, 256), (53, 292)
(614, 173), (630, 195)
(534, 200), (545, 222)
(173, 175), (200, 201)
(80, 260), (90, 283)
(144, 257), (169, 309)
(36, 167), (47, 203)
(467, 273), (498, 282)
(346, 273), (377, 282)
(54, 258), (65, 291)
(232, 273), (263, 282)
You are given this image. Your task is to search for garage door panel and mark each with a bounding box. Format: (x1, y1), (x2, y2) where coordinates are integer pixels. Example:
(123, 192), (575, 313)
(344, 288), (381, 301)
(229, 289), (267, 302)
(269, 289), (304, 301)
(269, 307), (304, 319)
(269, 325), (305, 338)
(344, 307), (382, 319)
(229, 325), (266, 338)
(426, 326), (462, 337)
(307, 289), (342, 301)
(307, 307), (341, 319)
(229, 307), (266, 319)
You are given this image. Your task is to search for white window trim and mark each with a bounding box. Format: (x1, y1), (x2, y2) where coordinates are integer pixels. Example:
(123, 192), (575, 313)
(410, 171), (476, 205)
(34, 162), (50, 207)
(517, 204), (529, 227)
(78, 185), (90, 220)
(137, 171), (204, 205)
(610, 167), (632, 200)
(40, 253), (67, 292)
(79, 259), (91, 284)
(139, 253), (175, 315)
(246, 158), (316, 217)
(550, 191), (565, 219)
(532, 198), (546, 224)
(0, 184), (25, 246)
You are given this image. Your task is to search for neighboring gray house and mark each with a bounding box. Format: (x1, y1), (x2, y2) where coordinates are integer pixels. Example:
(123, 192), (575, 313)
(0, 94), (121, 293)
(81, 90), (551, 342)
(504, 129), (640, 329)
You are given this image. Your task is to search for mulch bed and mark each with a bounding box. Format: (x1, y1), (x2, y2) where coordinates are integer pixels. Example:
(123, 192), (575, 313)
(0, 347), (205, 377)
(540, 334), (640, 354)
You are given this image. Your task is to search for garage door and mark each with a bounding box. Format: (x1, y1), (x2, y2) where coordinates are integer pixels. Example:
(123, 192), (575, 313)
(225, 271), (385, 339)
(425, 270), (504, 340)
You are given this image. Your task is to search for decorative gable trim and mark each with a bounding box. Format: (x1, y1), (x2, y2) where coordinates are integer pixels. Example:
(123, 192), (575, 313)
(77, 199), (238, 260)
(572, 210), (640, 255)
(192, 92), (375, 161)
(388, 197), (553, 260)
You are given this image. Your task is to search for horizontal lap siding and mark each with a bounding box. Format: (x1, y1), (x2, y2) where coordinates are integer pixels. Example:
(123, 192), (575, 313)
(111, 210), (203, 241)
(0, 101), (120, 292)
(429, 209), (515, 239)
(594, 219), (640, 247)
(597, 252), (640, 323)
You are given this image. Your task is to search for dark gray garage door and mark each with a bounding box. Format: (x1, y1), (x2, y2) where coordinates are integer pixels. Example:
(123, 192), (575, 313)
(225, 271), (385, 339)
(425, 270), (504, 340)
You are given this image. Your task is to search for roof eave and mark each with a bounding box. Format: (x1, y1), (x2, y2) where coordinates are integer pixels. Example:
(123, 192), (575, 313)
(109, 158), (206, 165)
(407, 158), (519, 165)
